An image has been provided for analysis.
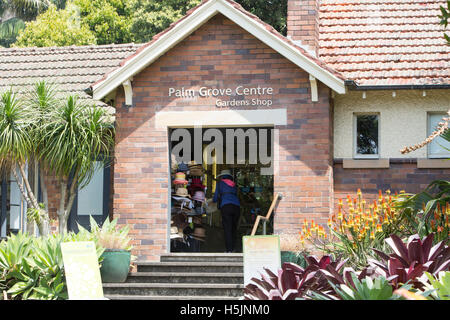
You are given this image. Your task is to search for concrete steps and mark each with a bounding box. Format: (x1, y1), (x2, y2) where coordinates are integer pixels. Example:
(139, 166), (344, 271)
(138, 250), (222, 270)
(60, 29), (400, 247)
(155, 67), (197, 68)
(136, 261), (244, 273)
(160, 253), (243, 263)
(126, 272), (243, 284)
(104, 253), (244, 300)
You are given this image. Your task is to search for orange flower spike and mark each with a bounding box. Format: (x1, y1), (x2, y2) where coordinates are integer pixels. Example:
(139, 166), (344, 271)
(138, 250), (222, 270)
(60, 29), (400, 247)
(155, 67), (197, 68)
(434, 211), (439, 221)
(376, 224), (382, 233)
(370, 230), (375, 240)
(437, 226), (443, 233)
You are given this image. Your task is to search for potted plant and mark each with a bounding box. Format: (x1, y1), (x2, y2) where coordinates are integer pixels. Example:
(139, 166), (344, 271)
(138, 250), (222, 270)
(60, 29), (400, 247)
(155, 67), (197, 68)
(91, 217), (132, 283)
(279, 232), (307, 267)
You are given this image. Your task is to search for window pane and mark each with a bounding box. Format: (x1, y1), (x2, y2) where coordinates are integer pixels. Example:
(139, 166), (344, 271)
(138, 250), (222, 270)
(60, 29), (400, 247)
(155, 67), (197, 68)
(356, 115), (378, 155)
(428, 114), (450, 157)
(77, 162), (104, 216)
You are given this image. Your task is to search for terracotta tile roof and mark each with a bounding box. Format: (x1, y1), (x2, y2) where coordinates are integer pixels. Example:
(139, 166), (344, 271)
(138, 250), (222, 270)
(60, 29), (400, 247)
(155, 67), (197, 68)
(92, 0), (345, 90)
(0, 43), (142, 102)
(319, 0), (450, 86)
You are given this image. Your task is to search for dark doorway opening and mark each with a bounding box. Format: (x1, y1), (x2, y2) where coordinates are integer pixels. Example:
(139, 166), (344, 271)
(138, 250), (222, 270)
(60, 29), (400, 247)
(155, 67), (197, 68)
(169, 126), (274, 253)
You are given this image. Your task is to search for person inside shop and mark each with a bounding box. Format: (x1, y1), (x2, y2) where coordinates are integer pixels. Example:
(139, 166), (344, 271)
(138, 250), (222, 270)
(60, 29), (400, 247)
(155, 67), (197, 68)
(213, 169), (240, 253)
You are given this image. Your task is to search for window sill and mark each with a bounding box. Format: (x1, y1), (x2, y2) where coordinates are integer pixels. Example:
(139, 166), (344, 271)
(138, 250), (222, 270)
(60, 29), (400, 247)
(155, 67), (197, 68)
(417, 159), (450, 169)
(343, 159), (390, 169)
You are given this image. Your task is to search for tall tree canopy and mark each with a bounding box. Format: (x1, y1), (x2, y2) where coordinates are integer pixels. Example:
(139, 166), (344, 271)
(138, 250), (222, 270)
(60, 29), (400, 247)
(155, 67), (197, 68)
(237, 0), (287, 35)
(128, 0), (201, 43)
(72, 0), (134, 45)
(14, 4), (96, 47)
(8, 0), (288, 47)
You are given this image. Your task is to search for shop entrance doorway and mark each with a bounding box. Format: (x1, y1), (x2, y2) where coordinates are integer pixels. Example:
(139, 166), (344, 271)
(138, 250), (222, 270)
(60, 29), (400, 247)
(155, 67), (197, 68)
(169, 126), (274, 253)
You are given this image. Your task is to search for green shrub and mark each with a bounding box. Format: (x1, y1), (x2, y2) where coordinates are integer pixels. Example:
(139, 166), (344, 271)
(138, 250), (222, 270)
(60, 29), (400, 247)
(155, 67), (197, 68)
(0, 228), (106, 300)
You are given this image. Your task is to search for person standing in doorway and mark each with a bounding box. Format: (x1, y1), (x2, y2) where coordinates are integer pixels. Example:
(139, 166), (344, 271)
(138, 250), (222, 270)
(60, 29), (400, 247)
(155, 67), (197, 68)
(213, 169), (240, 253)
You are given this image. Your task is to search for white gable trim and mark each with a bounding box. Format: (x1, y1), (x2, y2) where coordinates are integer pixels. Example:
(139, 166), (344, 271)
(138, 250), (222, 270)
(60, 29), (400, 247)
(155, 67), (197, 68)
(92, 0), (345, 100)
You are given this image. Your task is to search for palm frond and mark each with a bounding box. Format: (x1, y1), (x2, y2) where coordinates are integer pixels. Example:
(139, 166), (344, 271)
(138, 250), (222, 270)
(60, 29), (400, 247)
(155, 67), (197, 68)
(0, 17), (25, 38)
(0, 89), (34, 166)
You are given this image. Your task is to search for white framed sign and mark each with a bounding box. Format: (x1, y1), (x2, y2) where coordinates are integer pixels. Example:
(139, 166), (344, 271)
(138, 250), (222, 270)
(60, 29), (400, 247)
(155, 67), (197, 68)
(242, 235), (281, 285)
(61, 241), (104, 300)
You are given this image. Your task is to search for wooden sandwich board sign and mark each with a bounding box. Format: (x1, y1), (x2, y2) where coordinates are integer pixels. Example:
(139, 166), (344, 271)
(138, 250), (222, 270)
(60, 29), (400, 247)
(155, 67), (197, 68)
(61, 241), (105, 300)
(242, 235), (281, 285)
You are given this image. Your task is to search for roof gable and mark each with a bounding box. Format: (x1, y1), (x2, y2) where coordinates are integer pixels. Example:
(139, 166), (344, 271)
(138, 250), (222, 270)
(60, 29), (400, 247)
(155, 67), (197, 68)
(91, 0), (346, 100)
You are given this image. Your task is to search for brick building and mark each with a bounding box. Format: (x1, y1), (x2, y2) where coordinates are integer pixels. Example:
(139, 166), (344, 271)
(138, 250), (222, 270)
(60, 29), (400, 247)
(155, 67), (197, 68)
(0, 0), (449, 261)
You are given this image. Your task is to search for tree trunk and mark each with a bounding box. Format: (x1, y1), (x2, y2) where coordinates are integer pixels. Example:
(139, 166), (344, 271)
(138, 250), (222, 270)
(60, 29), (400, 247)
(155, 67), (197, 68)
(18, 163), (39, 209)
(57, 180), (67, 234)
(39, 167), (49, 214)
(11, 164), (51, 236)
(35, 209), (50, 236)
(36, 166), (51, 236)
(10, 166), (33, 209)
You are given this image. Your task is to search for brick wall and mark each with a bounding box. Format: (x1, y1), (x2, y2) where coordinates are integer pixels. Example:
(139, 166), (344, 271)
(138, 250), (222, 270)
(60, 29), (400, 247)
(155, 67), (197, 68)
(113, 14), (333, 261)
(287, 0), (320, 55)
(333, 160), (450, 205)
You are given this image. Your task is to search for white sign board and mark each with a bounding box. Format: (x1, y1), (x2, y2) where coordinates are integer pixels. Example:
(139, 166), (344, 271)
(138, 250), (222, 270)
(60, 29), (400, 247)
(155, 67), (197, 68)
(242, 235), (281, 285)
(61, 241), (104, 300)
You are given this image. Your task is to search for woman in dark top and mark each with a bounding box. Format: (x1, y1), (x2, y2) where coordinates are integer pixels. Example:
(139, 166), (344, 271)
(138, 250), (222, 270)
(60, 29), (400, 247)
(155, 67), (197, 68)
(213, 169), (240, 253)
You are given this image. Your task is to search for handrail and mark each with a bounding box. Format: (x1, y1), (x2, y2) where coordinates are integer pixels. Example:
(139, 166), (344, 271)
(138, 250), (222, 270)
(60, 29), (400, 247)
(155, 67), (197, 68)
(250, 193), (281, 236)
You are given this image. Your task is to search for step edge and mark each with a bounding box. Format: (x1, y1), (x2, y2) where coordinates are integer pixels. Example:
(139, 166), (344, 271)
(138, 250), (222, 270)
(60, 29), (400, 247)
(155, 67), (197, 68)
(128, 272), (243, 277)
(103, 283), (244, 288)
(136, 262), (244, 266)
(160, 253), (243, 256)
(105, 295), (241, 300)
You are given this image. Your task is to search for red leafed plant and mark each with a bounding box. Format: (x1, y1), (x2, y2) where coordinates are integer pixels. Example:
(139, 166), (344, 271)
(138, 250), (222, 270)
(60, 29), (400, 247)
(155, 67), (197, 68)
(243, 255), (346, 300)
(368, 233), (450, 289)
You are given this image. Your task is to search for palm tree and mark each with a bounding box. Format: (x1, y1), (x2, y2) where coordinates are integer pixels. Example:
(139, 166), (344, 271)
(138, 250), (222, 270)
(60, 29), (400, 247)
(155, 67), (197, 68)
(0, 89), (48, 233)
(39, 94), (115, 233)
(1, 82), (115, 234)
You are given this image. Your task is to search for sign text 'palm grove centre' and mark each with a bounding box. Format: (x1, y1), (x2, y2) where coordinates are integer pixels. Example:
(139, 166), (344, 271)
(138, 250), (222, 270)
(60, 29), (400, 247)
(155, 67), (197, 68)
(168, 86), (274, 107)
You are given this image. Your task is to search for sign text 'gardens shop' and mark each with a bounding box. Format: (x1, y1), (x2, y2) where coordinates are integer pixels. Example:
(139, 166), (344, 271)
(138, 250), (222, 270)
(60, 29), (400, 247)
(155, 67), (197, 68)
(168, 86), (274, 107)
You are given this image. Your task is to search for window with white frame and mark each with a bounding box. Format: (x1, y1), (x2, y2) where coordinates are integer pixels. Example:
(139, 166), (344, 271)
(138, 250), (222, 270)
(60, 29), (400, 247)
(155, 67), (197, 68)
(354, 114), (379, 158)
(428, 113), (450, 158)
